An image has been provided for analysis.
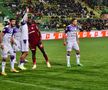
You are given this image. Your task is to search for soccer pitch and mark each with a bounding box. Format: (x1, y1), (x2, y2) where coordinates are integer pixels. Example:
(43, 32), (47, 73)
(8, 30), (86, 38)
(0, 37), (108, 90)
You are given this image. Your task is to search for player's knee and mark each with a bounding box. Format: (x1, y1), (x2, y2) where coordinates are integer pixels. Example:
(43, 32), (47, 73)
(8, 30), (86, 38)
(41, 49), (46, 55)
(67, 51), (71, 56)
(2, 58), (6, 62)
(43, 51), (48, 57)
(10, 55), (15, 61)
(75, 49), (80, 54)
(42, 51), (46, 55)
(32, 50), (36, 54)
(76, 51), (80, 55)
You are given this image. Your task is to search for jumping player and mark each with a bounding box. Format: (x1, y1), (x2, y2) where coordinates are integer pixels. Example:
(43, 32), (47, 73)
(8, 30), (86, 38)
(12, 21), (28, 64)
(27, 16), (51, 69)
(18, 8), (29, 70)
(64, 18), (83, 67)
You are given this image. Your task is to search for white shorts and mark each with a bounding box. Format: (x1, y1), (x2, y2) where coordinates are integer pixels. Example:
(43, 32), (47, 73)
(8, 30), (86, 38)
(20, 39), (29, 52)
(1, 44), (14, 58)
(13, 39), (21, 52)
(66, 41), (79, 51)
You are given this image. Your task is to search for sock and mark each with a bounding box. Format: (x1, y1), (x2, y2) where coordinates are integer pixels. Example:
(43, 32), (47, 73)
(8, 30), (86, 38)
(44, 54), (48, 63)
(21, 63), (24, 67)
(19, 60), (25, 67)
(66, 55), (70, 66)
(39, 47), (49, 63)
(31, 50), (36, 65)
(33, 58), (36, 65)
(76, 54), (80, 64)
(13, 52), (16, 63)
(2, 61), (6, 73)
(10, 55), (15, 70)
(10, 60), (14, 70)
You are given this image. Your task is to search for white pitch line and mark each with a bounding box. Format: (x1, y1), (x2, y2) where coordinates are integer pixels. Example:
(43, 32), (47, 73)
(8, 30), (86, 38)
(2, 80), (62, 90)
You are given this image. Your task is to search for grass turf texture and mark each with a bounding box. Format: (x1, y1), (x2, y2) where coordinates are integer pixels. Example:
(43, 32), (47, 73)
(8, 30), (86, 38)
(0, 37), (108, 90)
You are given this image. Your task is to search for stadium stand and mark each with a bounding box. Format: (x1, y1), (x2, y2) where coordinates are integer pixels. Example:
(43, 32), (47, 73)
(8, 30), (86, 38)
(0, 0), (108, 31)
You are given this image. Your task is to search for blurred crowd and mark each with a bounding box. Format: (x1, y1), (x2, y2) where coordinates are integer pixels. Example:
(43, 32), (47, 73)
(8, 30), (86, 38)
(2, 0), (108, 31)
(3, 0), (95, 18)
(82, 0), (108, 9)
(79, 19), (108, 31)
(42, 17), (108, 31)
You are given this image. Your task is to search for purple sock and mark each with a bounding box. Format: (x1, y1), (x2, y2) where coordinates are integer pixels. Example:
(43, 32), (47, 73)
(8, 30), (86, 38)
(20, 60), (25, 64)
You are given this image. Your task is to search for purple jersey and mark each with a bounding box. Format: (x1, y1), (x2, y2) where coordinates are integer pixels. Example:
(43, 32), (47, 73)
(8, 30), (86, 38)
(13, 27), (21, 41)
(65, 25), (78, 42)
(2, 25), (16, 44)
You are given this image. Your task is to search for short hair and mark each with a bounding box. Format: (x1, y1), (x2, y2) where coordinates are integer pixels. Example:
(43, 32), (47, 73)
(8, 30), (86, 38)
(9, 18), (16, 22)
(70, 18), (77, 23)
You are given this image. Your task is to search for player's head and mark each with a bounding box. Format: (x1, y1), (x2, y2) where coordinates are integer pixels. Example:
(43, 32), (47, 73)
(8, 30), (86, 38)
(71, 18), (78, 26)
(28, 14), (33, 24)
(9, 18), (16, 27)
(16, 20), (20, 28)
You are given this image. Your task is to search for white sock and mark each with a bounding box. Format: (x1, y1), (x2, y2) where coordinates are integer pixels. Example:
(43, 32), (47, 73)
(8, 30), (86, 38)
(19, 59), (25, 67)
(2, 61), (6, 73)
(13, 52), (16, 63)
(10, 60), (14, 70)
(76, 54), (80, 64)
(66, 55), (70, 66)
(20, 63), (24, 67)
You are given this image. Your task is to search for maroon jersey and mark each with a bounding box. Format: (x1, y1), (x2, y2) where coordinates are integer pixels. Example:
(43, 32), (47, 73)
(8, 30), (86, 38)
(28, 22), (41, 46)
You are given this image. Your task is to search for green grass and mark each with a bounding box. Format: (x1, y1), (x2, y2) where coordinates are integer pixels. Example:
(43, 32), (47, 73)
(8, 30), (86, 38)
(0, 37), (108, 90)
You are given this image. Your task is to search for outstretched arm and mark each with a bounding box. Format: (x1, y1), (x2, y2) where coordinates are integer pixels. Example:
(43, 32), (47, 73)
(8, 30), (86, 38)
(63, 28), (67, 46)
(76, 33), (79, 44)
(63, 26), (69, 46)
(21, 7), (29, 22)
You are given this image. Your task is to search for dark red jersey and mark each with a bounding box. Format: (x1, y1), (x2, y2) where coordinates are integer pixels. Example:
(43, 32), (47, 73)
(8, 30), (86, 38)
(28, 22), (41, 45)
